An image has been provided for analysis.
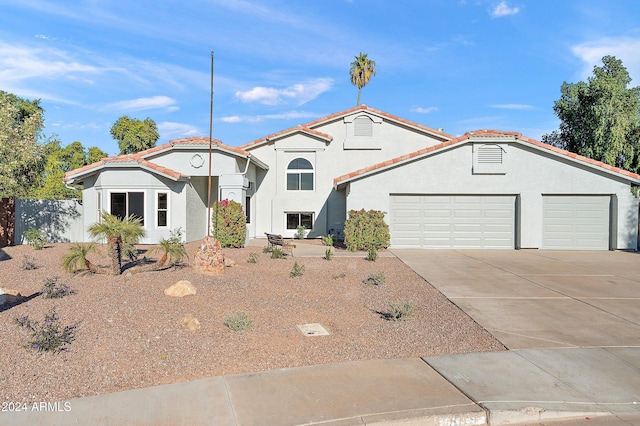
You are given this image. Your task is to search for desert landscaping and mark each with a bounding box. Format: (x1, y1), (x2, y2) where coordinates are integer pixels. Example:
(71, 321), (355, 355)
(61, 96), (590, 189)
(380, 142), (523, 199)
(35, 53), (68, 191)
(0, 241), (505, 404)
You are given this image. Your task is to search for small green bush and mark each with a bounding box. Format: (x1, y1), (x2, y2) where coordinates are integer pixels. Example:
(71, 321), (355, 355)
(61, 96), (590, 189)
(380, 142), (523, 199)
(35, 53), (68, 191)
(41, 277), (74, 299)
(15, 308), (77, 353)
(294, 225), (307, 239)
(344, 209), (390, 252)
(212, 199), (247, 248)
(332, 272), (346, 280)
(24, 228), (47, 250)
(363, 272), (385, 286)
(224, 311), (252, 331)
(290, 261), (305, 278)
(21, 254), (37, 270)
(366, 246), (378, 262)
(387, 301), (415, 321)
(270, 247), (284, 259)
(324, 247), (333, 260)
(246, 253), (258, 264)
(262, 246), (272, 254)
(321, 234), (334, 246)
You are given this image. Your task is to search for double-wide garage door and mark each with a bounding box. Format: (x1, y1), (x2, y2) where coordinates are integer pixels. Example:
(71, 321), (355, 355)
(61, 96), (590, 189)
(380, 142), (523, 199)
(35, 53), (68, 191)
(390, 195), (515, 249)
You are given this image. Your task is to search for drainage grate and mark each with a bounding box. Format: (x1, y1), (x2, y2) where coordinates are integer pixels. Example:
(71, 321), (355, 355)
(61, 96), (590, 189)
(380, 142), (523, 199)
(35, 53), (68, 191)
(297, 323), (330, 336)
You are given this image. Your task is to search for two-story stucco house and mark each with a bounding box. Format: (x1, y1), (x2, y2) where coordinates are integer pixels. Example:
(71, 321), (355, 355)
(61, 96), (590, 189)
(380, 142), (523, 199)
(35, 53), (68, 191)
(65, 105), (640, 250)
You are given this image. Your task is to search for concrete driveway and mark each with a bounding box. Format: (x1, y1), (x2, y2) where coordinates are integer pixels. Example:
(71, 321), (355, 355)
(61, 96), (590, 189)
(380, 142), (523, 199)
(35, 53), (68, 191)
(392, 249), (640, 349)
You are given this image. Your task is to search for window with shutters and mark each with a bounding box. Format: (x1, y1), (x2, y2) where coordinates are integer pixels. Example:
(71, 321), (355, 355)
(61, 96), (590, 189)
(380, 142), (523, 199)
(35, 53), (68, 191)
(473, 144), (507, 174)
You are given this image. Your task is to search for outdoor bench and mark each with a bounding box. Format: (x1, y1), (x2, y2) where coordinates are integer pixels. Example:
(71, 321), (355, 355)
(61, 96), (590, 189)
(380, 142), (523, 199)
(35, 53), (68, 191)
(265, 233), (296, 256)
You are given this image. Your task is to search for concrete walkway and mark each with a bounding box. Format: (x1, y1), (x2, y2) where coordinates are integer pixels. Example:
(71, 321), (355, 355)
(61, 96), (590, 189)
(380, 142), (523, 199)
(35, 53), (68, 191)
(3, 245), (640, 425)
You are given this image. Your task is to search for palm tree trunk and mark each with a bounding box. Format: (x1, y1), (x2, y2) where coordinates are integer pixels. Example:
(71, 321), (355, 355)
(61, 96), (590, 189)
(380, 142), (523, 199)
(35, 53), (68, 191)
(357, 88), (361, 106)
(156, 253), (168, 269)
(109, 237), (122, 275)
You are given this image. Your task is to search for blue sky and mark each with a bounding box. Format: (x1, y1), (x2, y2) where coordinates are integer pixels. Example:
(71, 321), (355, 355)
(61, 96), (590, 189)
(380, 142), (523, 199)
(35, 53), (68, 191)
(1, 0), (639, 156)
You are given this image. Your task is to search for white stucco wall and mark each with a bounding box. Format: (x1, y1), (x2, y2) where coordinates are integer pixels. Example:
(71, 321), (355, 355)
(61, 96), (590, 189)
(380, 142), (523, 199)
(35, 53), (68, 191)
(246, 110), (450, 238)
(343, 142), (638, 250)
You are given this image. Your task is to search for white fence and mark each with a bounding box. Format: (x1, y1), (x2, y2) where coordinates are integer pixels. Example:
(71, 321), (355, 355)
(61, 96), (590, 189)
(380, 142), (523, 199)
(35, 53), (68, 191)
(14, 199), (83, 244)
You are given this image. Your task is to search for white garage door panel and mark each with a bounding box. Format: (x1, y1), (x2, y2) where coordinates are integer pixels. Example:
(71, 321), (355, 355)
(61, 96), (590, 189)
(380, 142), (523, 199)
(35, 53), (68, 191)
(391, 195), (515, 249)
(542, 196), (610, 250)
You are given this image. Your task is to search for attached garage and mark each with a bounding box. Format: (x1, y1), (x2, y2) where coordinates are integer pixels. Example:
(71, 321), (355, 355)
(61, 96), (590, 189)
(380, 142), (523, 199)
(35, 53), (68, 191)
(390, 195), (515, 249)
(542, 195), (611, 250)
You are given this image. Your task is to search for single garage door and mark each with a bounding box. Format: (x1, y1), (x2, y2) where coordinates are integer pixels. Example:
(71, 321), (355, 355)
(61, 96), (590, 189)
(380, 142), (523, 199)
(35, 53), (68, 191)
(542, 195), (610, 250)
(390, 195), (516, 249)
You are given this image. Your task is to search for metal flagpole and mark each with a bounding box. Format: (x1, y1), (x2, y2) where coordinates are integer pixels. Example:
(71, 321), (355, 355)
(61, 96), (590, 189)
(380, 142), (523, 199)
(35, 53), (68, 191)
(206, 51), (214, 237)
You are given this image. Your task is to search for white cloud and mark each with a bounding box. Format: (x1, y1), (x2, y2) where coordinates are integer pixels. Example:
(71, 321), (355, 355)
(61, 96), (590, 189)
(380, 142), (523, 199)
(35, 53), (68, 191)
(572, 37), (640, 83)
(158, 121), (200, 139)
(104, 96), (179, 112)
(490, 104), (533, 110)
(411, 106), (438, 114)
(219, 110), (319, 123)
(490, 1), (520, 18)
(235, 78), (333, 106)
(0, 42), (98, 83)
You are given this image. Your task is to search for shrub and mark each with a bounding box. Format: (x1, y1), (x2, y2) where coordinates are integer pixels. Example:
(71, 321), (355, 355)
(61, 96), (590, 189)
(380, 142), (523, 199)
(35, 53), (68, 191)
(224, 311), (252, 331)
(15, 308), (77, 353)
(24, 228), (47, 250)
(21, 254), (37, 270)
(332, 272), (346, 280)
(153, 228), (187, 268)
(366, 246), (378, 262)
(324, 247), (333, 261)
(321, 234), (335, 246)
(387, 301), (415, 321)
(41, 277), (74, 299)
(270, 247), (284, 259)
(262, 246), (272, 254)
(246, 253), (258, 264)
(295, 225), (307, 239)
(212, 199), (247, 248)
(363, 272), (385, 286)
(290, 261), (305, 278)
(344, 209), (390, 252)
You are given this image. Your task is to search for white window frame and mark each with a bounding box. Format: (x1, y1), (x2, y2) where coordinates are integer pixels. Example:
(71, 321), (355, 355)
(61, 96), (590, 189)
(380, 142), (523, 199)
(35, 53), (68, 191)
(96, 190), (102, 222)
(286, 212), (314, 231)
(286, 157), (315, 191)
(107, 190), (147, 227)
(155, 190), (169, 229)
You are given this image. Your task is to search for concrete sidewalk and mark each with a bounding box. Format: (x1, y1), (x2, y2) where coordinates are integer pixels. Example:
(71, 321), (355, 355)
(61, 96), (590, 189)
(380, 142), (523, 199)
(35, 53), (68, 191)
(3, 347), (639, 425)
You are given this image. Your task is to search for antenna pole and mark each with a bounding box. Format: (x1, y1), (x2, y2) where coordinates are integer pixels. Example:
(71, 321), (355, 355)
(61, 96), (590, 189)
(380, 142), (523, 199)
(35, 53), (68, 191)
(206, 51), (214, 237)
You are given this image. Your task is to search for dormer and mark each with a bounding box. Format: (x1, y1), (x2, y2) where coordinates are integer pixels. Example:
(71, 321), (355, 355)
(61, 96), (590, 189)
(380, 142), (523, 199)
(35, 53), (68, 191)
(343, 113), (383, 150)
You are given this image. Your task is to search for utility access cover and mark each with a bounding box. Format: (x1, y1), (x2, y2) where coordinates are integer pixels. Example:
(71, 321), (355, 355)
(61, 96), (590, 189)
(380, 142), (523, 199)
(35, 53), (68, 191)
(297, 323), (330, 336)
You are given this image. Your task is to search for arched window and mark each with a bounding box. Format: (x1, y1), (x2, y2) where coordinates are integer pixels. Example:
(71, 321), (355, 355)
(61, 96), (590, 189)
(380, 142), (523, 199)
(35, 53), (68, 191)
(287, 158), (314, 190)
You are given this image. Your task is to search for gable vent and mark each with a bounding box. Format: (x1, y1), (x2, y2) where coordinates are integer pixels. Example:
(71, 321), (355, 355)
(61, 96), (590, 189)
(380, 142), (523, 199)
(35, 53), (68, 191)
(477, 144), (503, 164)
(354, 116), (373, 137)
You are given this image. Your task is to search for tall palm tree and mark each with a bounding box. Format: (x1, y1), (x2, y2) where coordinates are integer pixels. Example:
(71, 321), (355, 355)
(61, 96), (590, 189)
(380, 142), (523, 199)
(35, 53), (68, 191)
(349, 53), (377, 106)
(88, 212), (145, 275)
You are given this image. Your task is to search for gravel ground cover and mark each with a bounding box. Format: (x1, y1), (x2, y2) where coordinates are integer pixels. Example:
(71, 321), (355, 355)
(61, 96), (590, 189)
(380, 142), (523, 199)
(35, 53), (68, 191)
(0, 241), (505, 403)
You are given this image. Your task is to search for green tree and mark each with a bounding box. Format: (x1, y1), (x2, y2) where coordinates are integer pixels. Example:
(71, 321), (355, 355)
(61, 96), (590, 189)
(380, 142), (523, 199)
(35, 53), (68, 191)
(88, 212), (146, 275)
(349, 52), (377, 106)
(544, 56), (640, 172)
(110, 116), (159, 155)
(87, 146), (108, 164)
(32, 139), (108, 200)
(0, 91), (45, 198)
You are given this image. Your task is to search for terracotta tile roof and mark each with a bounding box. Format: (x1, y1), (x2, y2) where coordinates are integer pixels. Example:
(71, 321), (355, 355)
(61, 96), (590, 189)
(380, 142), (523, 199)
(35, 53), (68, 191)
(64, 137), (255, 183)
(239, 105), (452, 150)
(333, 130), (640, 186)
(240, 125), (333, 149)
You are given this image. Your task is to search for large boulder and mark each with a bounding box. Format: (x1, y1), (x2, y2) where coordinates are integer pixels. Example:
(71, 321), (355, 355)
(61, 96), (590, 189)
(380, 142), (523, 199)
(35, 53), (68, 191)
(164, 280), (196, 297)
(192, 236), (226, 275)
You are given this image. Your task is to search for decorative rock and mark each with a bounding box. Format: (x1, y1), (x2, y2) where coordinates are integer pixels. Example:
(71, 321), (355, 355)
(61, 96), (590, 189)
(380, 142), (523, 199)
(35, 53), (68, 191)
(180, 314), (201, 331)
(192, 236), (226, 275)
(0, 287), (23, 306)
(164, 280), (196, 297)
